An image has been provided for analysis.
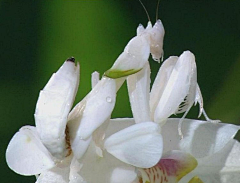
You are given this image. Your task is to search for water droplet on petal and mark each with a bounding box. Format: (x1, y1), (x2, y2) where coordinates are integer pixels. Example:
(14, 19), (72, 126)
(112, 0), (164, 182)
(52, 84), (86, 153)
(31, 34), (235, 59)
(106, 96), (112, 103)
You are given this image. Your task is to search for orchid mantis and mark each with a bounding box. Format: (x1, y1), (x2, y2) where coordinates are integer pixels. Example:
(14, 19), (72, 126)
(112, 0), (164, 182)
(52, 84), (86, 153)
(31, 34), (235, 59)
(104, 9), (219, 138)
(104, 19), (165, 79)
(103, 17), (201, 137)
(6, 1), (229, 182)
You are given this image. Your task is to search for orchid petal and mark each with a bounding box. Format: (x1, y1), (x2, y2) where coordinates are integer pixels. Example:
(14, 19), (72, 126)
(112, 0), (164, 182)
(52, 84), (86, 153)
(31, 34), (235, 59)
(6, 126), (55, 176)
(104, 122), (163, 168)
(78, 142), (137, 183)
(161, 118), (240, 158)
(138, 150), (197, 183)
(36, 155), (72, 183)
(68, 77), (116, 140)
(127, 62), (151, 123)
(153, 51), (196, 124)
(34, 60), (79, 158)
(180, 140), (240, 183)
(105, 118), (135, 139)
(104, 36), (150, 78)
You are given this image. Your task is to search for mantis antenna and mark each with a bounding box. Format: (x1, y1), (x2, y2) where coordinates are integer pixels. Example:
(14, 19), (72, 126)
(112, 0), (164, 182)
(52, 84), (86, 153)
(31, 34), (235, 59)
(138, 0), (151, 22)
(156, 0), (161, 21)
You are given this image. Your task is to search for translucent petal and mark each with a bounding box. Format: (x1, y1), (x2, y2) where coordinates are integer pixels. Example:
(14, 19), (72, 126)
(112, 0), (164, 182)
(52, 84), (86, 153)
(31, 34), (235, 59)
(68, 77), (116, 140)
(180, 140), (240, 183)
(161, 118), (240, 158)
(104, 122), (163, 168)
(35, 60), (79, 158)
(105, 118), (135, 139)
(127, 62), (151, 123)
(36, 155), (72, 183)
(78, 142), (137, 183)
(6, 126), (55, 175)
(154, 51), (196, 124)
(138, 150), (197, 183)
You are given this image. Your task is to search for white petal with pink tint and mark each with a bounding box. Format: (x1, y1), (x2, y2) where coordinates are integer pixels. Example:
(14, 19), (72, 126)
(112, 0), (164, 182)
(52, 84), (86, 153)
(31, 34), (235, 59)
(138, 150), (197, 183)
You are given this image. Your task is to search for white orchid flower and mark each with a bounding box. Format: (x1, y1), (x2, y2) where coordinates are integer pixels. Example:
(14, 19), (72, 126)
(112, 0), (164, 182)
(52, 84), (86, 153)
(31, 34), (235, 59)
(107, 118), (240, 183)
(105, 119), (198, 183)
(106, 119), (198, 183)
(162, 118), (240, 183)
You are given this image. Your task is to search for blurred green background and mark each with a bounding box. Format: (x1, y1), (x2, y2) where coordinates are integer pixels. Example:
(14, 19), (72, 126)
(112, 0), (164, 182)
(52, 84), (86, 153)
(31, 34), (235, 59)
(1, 0), (240, 182)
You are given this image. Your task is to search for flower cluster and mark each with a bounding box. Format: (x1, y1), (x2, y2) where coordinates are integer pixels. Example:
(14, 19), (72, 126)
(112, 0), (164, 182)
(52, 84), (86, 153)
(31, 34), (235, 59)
(6, 17), (240, 183)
